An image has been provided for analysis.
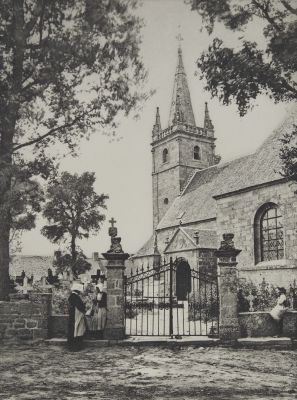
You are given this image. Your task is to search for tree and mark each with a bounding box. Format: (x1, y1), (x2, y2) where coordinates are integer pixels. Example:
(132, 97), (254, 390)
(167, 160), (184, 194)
(0, 0), (147, 298)
(188, 0), (297, 183)
(41, 171), (108, 277)
(188, 0), (297, 116)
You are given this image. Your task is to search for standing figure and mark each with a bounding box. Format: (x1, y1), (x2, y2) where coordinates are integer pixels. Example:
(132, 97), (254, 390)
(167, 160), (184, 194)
(270, 287), (289, 335)
(68, 282), (86, 351)
(89, 280), (107, 339)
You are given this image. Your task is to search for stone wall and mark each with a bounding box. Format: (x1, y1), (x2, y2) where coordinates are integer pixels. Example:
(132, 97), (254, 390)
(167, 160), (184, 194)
(0, 293), (52, 342)
(216, 180), (297, 286)
(49, 315), (68, 338)
(239, 311), (297, 338)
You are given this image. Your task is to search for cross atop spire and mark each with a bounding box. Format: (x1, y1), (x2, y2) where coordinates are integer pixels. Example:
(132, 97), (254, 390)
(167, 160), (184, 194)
(168, 45), (196, 127)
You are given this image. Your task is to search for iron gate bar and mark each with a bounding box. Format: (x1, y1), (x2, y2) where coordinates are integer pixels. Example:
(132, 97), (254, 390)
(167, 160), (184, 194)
(124, 258), (219, 337)
(169, 257), (173, 337)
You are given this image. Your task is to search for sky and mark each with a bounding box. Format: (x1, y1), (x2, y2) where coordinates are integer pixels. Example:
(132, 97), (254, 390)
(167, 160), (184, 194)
(20, 0), (289, 257)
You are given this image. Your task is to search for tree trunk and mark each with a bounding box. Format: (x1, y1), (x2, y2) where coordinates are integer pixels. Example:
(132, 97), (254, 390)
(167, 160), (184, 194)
(0, 0), (25, 299)
(0, 218), (11, 300)
(70, 234), (77, 278)
(71, 235), (77, 262)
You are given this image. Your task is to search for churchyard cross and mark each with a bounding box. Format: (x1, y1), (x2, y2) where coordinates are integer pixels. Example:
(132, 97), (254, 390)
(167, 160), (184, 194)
(109, 217), (117, 228)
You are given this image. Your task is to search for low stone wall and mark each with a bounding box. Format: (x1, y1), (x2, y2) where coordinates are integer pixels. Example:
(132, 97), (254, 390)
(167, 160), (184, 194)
(239, 311), (297, 338)
(49, 315), (68, 338)
(0, 293), (52, 342)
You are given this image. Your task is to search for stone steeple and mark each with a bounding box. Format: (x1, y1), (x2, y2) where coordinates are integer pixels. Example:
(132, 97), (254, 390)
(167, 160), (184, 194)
(152, 107), (162, 138)
(151, 43), (218, 230)
(168, 46), (196, 127)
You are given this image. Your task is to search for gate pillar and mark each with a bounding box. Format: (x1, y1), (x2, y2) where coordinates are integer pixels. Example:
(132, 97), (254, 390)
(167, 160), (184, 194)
(102, 219), (129, 340)
(215, 233), (241, 343)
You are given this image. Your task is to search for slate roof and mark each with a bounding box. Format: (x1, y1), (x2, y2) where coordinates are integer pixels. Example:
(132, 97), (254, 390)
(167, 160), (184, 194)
(130, 235), (155, 258)
(157, 108), (297, 230)
(182, 228), (217, 249)
(10, 255), (107, 280)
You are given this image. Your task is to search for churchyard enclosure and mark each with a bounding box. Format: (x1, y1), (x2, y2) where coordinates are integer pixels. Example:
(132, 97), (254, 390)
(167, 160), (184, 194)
(1, 232), (297, 343)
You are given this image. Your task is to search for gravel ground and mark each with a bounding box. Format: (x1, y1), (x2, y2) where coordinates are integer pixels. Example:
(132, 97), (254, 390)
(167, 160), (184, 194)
(0, 344), (297, 400)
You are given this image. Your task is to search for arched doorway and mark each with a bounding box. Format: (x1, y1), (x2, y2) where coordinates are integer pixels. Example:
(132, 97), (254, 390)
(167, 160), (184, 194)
(176, 258), (191, 301)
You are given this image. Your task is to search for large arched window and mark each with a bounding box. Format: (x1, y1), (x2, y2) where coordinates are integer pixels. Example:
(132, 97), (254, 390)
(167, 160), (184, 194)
(162, 148), (168, 163)
(254, 203), (284, 264)
(193, 146), (200, 160)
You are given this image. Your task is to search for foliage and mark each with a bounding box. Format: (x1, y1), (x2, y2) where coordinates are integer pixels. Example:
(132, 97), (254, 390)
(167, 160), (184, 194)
(1, 0), (148, 156)
(41, 171), (108, 275)
(0, 0), (148, 299)
(52, 282), (96, 315)
(53, 251), (92, 278)
(238, 278), (297, 312)
(279, 125), (297, 181)
(188, 0), (297, 116)
(52, 286), (71, 315)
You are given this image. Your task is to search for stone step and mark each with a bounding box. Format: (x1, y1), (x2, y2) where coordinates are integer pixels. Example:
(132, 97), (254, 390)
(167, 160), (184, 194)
(45, 336), (294, 349)
(237, 337), (293, 349)
(45, 336), (220, 347)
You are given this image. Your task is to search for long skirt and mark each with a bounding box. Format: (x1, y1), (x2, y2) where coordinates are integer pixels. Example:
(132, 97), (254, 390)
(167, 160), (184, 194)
(270, 305), (287, 321)
(87, 307), (107, 331)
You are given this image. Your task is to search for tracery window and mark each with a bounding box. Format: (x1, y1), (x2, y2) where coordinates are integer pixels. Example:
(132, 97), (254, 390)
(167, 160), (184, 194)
(163, 148), (168, 163)
(254, 203), (284, 263)
(194, 146), (200, 160)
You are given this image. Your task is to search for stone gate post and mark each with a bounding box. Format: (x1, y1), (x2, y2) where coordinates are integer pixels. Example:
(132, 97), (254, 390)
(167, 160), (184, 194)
(102, 218), (129, 340)
(215, 233), (241, 343)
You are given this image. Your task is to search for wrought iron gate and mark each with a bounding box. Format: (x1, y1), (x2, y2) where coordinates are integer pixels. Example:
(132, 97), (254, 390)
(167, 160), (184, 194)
(124, 257), (219, 337)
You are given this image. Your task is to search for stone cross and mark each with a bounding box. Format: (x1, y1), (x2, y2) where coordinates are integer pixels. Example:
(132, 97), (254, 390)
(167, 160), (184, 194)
(108, 217), (118, 239)
(109, 217), (117, 228)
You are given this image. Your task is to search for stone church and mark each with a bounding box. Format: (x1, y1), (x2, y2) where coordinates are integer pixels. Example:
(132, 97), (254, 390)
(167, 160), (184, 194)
(131, 45), (297, 288)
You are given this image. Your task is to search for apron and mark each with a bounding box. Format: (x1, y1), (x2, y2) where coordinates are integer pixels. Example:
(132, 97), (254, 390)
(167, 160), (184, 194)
(74, 308), (86, 337)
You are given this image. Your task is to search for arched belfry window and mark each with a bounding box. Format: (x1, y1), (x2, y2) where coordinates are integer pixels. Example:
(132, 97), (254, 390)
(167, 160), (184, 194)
(254, 203), (284, 264)
(194, 146), (200, 160)
(163, 148), (168, 163)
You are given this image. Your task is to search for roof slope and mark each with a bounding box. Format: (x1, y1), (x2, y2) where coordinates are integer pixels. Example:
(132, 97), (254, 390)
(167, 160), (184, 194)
(158, 108), (296, 230)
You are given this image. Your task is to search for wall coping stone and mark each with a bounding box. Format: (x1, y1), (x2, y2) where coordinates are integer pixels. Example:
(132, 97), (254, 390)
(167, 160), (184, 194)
(239, 310), (297, 315)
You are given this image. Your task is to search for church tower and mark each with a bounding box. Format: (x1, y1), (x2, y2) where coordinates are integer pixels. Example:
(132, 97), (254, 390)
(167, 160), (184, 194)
(151, 46), (219, 230)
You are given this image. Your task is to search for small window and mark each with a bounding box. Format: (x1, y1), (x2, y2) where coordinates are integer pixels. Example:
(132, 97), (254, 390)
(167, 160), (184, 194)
(163, 148), (168, 163)
(254, 203), (284, 263)
(194, 146), (200, 160)
(164, 198), (169, 205)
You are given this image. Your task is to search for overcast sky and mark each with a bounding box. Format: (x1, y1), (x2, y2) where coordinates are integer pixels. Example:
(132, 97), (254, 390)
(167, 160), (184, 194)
(20, 0), (289, 257)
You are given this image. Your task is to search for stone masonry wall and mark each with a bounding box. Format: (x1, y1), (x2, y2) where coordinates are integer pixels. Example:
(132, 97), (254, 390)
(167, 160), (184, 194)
(0, 293), (52, 342)
(216, 181), (297, 286)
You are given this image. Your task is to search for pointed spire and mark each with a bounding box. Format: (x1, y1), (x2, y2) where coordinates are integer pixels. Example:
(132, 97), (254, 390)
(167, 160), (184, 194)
(152, 107), (161, 138)
(168, 46), (196, 127)
(204, 102), (214, 131)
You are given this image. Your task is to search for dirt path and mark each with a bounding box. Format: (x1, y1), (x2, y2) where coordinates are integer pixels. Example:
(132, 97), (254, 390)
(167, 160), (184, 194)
(0, 344), (296, 400)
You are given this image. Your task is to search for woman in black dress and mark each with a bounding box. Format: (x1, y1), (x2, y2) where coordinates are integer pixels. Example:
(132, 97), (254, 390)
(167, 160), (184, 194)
(68, 282), (86, 351)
